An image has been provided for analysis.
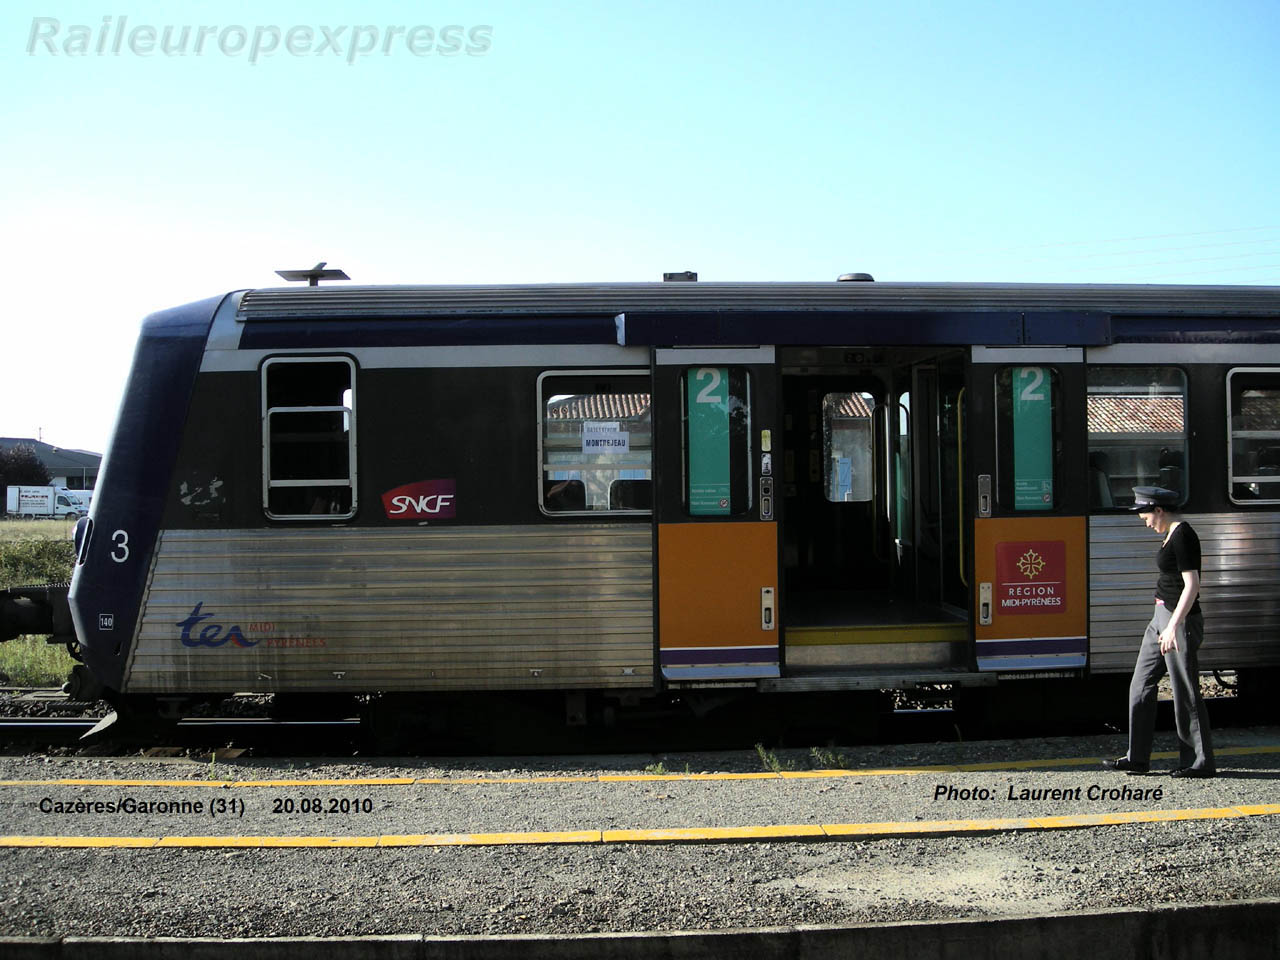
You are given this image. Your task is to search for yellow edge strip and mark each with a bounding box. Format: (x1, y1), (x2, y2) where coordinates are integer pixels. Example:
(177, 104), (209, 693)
(4, 804), (1279, 848)
(1, 744), (1276, 789)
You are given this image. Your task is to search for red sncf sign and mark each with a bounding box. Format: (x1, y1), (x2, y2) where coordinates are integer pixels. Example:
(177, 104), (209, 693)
(381, 479), (457, 520)
(995, 540), (1066, 615)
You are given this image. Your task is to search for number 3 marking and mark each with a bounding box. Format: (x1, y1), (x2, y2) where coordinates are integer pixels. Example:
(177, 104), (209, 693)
(111, 530), (130, 563)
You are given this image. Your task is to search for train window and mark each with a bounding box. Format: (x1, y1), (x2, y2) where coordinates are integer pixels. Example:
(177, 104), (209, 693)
(1087, 367), (1187, 510)
(262, 357), (357, 520)
(539, 370), (651, 515)
(1228, 369), (1280, 503)
(682, 367), (753, 516)
(994, 366), (1061, 511)
(823, 392), (874, 502)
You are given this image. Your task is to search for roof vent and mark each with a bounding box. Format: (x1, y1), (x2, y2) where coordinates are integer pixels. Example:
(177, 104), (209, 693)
(663, 271), (698, 282)
(837, 272), (874, 282)
(275, 262), (351, 286)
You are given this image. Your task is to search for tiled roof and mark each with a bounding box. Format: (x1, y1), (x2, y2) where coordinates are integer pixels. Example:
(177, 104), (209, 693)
(826, 394), (875, 418)
(546, 395), (651, 421)
(1087, 396), (1184, 434)
(1236, 395), (1280, 430)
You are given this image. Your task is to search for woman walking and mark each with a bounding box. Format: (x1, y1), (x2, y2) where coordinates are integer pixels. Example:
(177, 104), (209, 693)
(1103, 486), (1215, 778)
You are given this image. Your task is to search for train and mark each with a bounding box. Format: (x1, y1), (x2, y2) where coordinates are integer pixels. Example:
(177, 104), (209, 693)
(3, 275), (1280, 741)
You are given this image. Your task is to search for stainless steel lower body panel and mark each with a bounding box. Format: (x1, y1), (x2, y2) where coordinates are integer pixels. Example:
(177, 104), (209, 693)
(124, 524), (654, 693)
(1089, 513), (1280, 673)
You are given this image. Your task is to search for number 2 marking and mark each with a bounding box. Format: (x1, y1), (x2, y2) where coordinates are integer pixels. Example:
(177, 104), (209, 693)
(1019, 367), (1045, 402)
(111, 530), (130, 563)
(695, 367), (723, 403)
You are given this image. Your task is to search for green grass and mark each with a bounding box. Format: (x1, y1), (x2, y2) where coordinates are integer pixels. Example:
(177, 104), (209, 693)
(755, 743), (797, 773)
(0, 518), (78, 542)
(809, 745), (854, 769)
(1, 519), (78, 686)
(1, 537), (76, 587)
(0, 636), (74, 686)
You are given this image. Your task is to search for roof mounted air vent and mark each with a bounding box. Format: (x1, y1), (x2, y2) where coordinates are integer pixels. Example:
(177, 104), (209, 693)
(663, 271), (698, 282)
(275, 262), (351, 286)
(837, 273), (874, 282)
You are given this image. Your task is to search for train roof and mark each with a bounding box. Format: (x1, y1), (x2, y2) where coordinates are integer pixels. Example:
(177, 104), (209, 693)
(237, 281), (1280, 320)
(228, 281), (1280, 348)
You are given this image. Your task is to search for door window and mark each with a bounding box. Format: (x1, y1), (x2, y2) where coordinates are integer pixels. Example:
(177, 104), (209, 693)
(683, 367), (753, 516)
(822, 392), (875, 502)
(995, 366), (1060, 511)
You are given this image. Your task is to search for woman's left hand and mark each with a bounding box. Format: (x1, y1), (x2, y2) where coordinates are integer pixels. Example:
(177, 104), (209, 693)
(1159, 624), (1180, 654)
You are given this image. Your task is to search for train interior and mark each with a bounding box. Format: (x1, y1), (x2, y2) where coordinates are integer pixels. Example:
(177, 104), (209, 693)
(778, 348), (970, 674)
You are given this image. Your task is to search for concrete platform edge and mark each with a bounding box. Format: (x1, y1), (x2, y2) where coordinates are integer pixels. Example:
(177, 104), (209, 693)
(3, 898), (1279, 960)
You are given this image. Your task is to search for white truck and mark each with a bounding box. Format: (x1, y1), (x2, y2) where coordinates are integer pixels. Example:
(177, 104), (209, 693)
(4, 486), (87, 519)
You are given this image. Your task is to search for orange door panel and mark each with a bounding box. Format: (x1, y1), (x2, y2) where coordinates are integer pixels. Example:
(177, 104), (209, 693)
(973, 516), (1088, 671)
(658, 521), (778, 679)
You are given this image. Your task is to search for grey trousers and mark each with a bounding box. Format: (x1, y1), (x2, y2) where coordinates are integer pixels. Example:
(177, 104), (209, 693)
(1127, 603), (1214, 771)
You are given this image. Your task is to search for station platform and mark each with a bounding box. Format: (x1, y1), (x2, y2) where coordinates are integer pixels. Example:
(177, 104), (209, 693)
(1, 727), (1278, 953)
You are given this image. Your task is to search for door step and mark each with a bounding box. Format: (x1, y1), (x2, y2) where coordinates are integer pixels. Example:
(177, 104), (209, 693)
(758, 668), (995, 693)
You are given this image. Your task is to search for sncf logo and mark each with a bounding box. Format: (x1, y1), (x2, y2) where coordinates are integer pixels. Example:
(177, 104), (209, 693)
(381, 479), (457, 520)
(176, 602), (258, 648)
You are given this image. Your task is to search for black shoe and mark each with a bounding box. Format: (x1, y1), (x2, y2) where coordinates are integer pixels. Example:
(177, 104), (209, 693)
(1102, 756), (1149, 773)
(1170, 767), (1215, 779)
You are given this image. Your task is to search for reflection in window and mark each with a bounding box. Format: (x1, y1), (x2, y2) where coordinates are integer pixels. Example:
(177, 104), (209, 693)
(823, 392), (874, 502)
(262, 357), (356, 519)
(1087, 367), (1187, 510)
(1229, 370), (1280, 502)
(540, 372), (651, 513)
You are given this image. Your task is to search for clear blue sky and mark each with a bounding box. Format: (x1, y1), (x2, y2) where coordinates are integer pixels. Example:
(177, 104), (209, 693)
(3, 0), (1278, 453)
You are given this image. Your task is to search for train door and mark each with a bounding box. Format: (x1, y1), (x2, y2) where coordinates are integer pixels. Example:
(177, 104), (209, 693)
(652, 348), (780, 680)
(777, 348), (970, 676)
(969, 349), (1090, 673)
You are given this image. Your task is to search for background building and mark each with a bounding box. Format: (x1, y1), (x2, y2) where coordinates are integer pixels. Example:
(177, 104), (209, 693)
(0, 438), (101, 490)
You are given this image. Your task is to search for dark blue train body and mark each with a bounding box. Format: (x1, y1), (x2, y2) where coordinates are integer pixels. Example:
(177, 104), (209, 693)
(0, 279), (1275, 734)
(69, 295), (224, 691)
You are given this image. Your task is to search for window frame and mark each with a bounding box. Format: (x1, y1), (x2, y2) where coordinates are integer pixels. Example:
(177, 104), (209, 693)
(1086, 364), (1189, 512)
(1227, 366), (1280, 505)
(261, 355), (358, 521)
(536, 368), (652, 518)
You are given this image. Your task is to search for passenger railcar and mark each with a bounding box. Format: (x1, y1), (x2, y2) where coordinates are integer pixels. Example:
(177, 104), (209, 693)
(7, 278), (1280, 734)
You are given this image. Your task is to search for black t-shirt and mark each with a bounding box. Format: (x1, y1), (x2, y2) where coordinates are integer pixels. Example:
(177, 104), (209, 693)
(1155, 522), (1201, 615)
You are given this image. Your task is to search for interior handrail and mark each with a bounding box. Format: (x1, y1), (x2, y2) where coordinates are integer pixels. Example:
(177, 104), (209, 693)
(957, 387), (968, 588)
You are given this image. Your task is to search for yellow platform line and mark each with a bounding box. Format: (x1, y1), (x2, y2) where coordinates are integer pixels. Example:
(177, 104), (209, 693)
(3, 803), (1278, 849)
(2, 744), (1276, 789)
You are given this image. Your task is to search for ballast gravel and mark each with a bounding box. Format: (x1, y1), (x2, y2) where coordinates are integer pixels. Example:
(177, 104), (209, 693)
(0, 726), (1278, 938)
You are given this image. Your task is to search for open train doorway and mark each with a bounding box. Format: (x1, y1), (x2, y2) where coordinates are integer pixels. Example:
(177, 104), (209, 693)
(779, 347), (969, 676)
